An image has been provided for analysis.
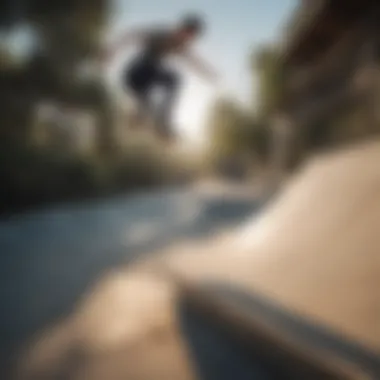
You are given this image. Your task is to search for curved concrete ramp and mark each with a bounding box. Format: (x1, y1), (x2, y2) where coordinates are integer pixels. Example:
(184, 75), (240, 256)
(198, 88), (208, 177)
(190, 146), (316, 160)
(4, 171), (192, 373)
(167, 139), (380, 355)
(14, 140), (380, 380)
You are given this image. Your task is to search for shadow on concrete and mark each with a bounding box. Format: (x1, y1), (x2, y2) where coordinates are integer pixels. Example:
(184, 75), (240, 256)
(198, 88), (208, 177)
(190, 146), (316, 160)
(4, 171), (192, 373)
(176, 282), (380, 380)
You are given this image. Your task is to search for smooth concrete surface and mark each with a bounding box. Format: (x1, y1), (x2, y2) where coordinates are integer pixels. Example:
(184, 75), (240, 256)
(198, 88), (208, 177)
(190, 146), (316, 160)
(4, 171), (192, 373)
(4, 139), (380, 379)
(165, 139), (380, 354)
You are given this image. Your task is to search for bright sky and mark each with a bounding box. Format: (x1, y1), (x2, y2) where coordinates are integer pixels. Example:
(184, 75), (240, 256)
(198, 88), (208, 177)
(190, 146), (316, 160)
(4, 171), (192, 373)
(106, 0), (298, 145)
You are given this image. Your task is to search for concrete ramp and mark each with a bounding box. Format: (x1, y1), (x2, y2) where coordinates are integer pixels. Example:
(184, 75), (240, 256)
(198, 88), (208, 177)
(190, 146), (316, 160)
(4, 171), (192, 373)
(15, 140), (380, 380)
(166, 139), (380, 355)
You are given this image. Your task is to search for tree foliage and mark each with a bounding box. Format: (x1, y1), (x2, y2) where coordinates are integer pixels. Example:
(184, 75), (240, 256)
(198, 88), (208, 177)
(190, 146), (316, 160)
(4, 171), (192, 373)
(251, 44), (285, 119)
(208, 98), (249, 155)
(0, 0), (111, 151)
(207, 96), (270, 177)
(207, 44), (284, 173)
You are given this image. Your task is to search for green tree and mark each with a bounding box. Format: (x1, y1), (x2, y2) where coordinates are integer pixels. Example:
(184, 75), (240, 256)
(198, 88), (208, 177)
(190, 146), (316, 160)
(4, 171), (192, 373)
(251, 44), (285, 120)
(206, 43), (285, 172)
(208, 97), (248, 156)
(0, 0), (112, 154)
(207, 95), (270, 173)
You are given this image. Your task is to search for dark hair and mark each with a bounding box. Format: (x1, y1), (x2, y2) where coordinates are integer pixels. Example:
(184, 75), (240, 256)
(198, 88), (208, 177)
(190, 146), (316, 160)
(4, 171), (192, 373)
(180, 13), (205, 34)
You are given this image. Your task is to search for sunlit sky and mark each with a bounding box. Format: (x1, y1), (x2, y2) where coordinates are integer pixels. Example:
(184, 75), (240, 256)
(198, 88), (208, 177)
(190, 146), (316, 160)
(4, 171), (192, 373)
(106, 0), (297, 145)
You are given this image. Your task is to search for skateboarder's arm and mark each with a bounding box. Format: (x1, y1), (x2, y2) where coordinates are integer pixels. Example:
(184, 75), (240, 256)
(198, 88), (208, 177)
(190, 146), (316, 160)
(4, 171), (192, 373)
(181, 50), (219, 83)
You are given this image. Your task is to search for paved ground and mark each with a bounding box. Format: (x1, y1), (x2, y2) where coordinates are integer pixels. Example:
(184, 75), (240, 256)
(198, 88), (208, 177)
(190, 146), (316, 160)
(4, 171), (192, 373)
(0, 182), (262, 379)
(161, 140), (380, 378)
(2, 140), (380, 380)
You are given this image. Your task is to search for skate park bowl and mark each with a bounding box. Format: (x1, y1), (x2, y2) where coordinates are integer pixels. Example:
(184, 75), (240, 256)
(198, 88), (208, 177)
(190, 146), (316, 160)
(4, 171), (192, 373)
(164, 138), (380, 379)
(12, 139), (380, 380)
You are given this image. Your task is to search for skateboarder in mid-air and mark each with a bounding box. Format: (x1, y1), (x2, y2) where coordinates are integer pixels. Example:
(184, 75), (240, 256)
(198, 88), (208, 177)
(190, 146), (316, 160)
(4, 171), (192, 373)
(103, 13), (219, 142)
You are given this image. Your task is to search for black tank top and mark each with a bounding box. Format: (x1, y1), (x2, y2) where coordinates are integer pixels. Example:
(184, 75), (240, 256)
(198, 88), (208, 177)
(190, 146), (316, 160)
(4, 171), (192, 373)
(141, 27), (186, 61)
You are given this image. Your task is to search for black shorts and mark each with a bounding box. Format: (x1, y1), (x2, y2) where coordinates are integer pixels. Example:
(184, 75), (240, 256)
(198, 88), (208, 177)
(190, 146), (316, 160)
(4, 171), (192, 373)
(124, 55), (179, 99)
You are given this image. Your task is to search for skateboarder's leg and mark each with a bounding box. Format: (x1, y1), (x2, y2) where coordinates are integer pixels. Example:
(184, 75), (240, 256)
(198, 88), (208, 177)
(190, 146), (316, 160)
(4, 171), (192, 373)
(156, 68), (180, 140)
(131, 90), (152, 128)
(124, 58), (156, 127)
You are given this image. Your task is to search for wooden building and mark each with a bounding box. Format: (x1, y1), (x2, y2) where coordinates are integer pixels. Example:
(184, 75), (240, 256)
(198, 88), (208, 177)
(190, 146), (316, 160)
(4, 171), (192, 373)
(272, 0), (380, 175)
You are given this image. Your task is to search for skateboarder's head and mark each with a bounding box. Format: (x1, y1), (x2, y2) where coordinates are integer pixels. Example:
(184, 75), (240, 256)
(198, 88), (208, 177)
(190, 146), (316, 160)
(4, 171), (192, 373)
(177, 13), (205, 41)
